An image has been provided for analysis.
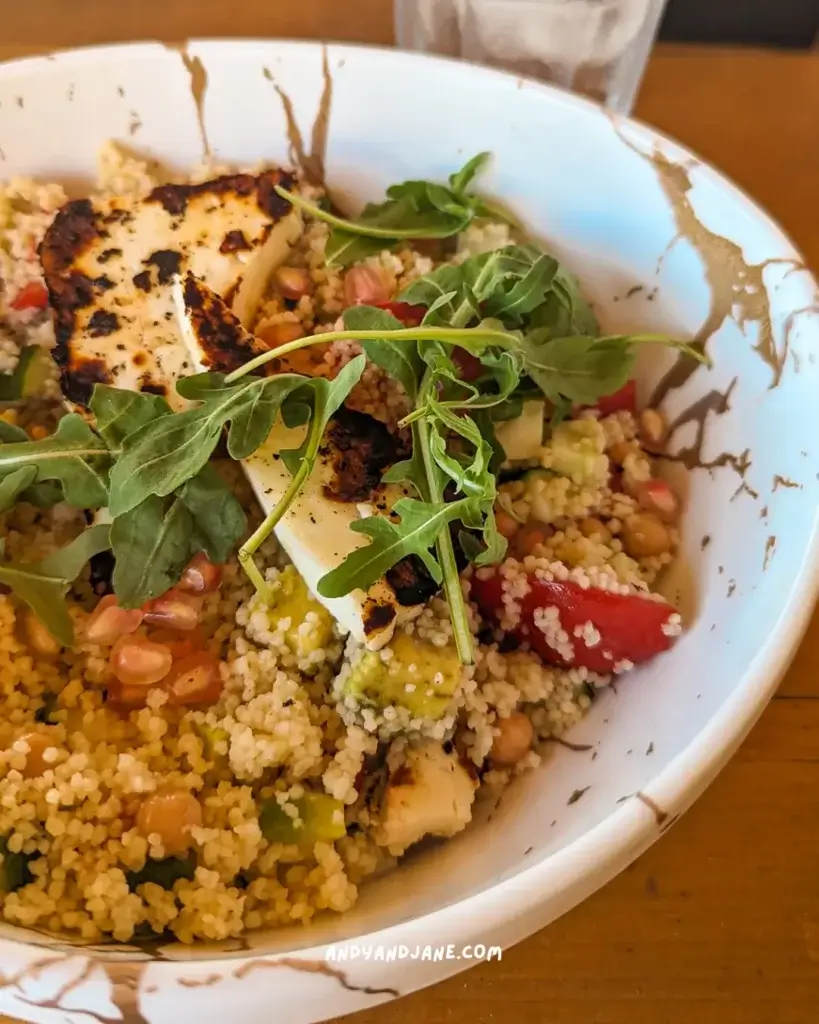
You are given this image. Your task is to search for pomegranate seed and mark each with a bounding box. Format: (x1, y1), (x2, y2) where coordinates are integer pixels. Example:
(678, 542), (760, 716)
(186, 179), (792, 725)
(274, 266), (312, 300)
(165, 652), (223, 706)
(142, 589), (203, 632)
(343, 264), (392, 307)
(147, 627), (206, 661)
(257, 321), (305, 348)
(110, 636), (173, 687)
(178, 553), (223, 595)
(107, 681), (155, 709)
(85, 595), (144, 646)
(22, 609), (62, 657)
(634, 478), (680, 523)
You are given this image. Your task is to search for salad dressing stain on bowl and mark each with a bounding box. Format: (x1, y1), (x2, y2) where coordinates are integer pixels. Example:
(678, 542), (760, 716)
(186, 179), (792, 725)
(0, 39), (816, 1024)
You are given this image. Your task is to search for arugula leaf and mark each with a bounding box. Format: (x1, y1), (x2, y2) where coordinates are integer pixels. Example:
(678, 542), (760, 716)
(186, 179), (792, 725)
(324, 234), (388, 267)
(278, 356), (368, 476)
(0, 525), (112, 645)
(318, 496), (473, 599)
(473, 409), (507, 476)
(111, 465), (246, 609)
(482, 250), (559, 323)
(530, 267), (600, 338)
(20, 480), (64, 510)
(0, 467), (38, 513)
(277, 153), (503, 268)
(0, 421), (28, 444)
(400, 265), (466, 326)
(342, 306), (422, 400)
(448, 152), (490, 196)
(177, 465), (247, 565)
(109, 373), (309, 516)
(283, 188), (469, 245)
(0, 414), (109, 509)
(400, 245), (560, 330)
(89, 386), (171, 448)
(111, 496), (194, 608)
(518, 333), (687, 405)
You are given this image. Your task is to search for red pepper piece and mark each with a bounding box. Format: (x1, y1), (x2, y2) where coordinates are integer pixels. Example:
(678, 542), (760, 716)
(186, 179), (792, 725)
(10, 281), (48, 312)
(471, 571), (678, 674)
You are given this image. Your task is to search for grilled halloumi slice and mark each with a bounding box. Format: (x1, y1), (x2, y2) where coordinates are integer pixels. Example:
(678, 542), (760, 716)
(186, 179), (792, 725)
(40, 170), (301, 407)
(374, 741), (477, 855)
(175, 274), (432, 648)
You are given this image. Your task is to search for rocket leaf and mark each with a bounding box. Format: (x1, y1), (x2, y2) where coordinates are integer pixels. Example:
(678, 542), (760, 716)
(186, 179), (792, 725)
(0, 525), (112, 645)
(0, 414), (109, 508)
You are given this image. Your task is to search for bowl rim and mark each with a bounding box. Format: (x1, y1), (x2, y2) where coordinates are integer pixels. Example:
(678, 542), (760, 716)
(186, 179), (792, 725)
(0, 33), (816, 985)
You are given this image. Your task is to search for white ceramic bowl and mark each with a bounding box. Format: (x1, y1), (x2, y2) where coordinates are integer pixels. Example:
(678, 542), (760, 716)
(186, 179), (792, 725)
(0, 39), (817, 1024)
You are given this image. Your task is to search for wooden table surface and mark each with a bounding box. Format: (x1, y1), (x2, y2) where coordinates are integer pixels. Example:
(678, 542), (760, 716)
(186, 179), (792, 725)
(3, 6), (819, 1023)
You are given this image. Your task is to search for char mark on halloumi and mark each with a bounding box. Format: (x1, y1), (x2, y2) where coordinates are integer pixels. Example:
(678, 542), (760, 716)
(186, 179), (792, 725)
(40, 169), (301, 407)
(179, 271), (271, 376)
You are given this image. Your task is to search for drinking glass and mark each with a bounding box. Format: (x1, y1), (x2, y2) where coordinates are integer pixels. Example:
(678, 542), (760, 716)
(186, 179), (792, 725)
(394, 0), (668, 114)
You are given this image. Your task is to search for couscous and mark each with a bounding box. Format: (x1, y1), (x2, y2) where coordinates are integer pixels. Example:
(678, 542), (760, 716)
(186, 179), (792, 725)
(0, 145), (701, 944)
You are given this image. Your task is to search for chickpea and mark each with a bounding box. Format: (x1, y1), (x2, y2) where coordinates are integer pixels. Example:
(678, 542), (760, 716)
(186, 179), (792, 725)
(490, 712), (534, 766)
(639, 408), (667, 449)
(21, 610), (62, 658)
(257, 320), (305, 350)
(273, 266), (313, 300)
(621, 513), (671, 558)
(17, 729), (60, 778)
(607, 440), (637, 466)
(137, 788), (203, 856)
(578, 517), (612, 544)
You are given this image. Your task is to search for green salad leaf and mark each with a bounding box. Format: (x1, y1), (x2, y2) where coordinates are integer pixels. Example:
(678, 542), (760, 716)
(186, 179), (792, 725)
(108, 373), (312, 516)
(0, 414), (109, 508)
(531, 265), (600, 338)
(342, 306), (422, 400)
(277, 153), (512, 268)
(278, 356), (368, 477)
(176, 465), (247, 566)
(0, 467), (38, 513)
(111, 495), (196, 608)
(90, 385), (172, 447)
(318, 496), (473, 599)
(89, 385), (248, 608)
(0, 525), (112, 646)
(400, 244), (561, 329)
(520, 332), (697, 406)
(0, 420), (29, 444)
